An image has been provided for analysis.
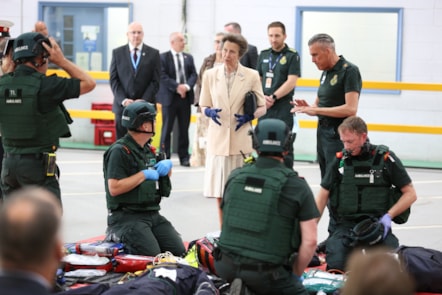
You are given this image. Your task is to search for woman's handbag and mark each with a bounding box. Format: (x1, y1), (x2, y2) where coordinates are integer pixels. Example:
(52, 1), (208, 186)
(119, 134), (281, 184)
(243, 91), (257, 116)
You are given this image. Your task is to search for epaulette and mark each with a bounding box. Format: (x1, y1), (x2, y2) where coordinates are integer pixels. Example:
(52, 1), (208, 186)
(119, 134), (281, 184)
(121, 145), (131, 155)
(371, 144), (394, 164)
(288, 48), (297, 53)
(149, 145), (156, 154)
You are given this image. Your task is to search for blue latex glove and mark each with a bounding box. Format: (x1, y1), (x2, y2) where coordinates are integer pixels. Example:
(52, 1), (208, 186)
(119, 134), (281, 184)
(234, 113), (254, 131)
(204, 108), (222, 125)
(380, 213), (392, 239)
(154, 159), (173, 176)
(142, 169), (159, 181)
(292, 273), (304, 283)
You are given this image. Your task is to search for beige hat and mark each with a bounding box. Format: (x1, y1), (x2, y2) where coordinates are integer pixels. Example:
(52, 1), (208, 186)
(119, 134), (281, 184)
(0, 20), (14, 38)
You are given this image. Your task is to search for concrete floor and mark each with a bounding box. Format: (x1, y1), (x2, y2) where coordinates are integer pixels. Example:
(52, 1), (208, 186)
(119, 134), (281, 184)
(58, 148), (442, 250)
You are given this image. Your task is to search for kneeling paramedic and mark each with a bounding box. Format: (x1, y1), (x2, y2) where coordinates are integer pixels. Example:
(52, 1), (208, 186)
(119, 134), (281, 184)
(315, 116), (417, 271)
(104, 101), (185, 257)
(214, 118), (319, 295)
(0, 32), (95, 204)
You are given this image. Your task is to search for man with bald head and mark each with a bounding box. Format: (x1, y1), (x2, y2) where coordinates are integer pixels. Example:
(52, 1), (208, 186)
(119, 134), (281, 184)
(110, 21), (161, 139)
(158, 32), (197, 166)
(34, 21), (49, 37)
(0, 186), (63, 294)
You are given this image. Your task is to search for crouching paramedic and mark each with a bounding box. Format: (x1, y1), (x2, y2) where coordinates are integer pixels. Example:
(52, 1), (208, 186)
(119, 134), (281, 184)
(214, 118), (319, 295)
(103, 101), (185, 257)
(315, 116), (417, 271)
(0, 32), (95, 204)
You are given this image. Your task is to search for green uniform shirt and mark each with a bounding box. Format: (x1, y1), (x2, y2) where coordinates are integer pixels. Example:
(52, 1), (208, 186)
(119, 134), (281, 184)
(321, 143), (412, 192)
(104, 134), (171, 211)
(257, 44), (300, 128)
(104, 135), (154, 182)
(317, 55), (362, 122)
(12, 65), (80, 113)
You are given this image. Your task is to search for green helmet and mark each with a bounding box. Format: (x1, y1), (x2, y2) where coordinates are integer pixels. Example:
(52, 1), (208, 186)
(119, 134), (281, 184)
(13, 32), (50, 61)
(252, 118), (291, 153)
(346, 217), (384, 247)
(121, 101), (156, 130)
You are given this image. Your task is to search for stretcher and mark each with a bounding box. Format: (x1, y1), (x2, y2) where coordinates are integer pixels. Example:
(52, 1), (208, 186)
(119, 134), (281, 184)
(60, 235), (442, 295)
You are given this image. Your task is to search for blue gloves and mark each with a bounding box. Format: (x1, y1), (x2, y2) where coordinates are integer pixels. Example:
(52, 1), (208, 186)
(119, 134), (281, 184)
(142, 169), (159, 181)
(292, 273), (304, 283)
(154, 159), (173, 176)
(234, 113), (254, 131)
(204, 108), (222, 125)
(142, 159), (172, 180)
(380, 213), (392, 239)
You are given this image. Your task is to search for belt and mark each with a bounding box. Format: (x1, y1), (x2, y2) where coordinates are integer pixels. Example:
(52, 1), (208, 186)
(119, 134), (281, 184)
(110, 207), (156, 214)
(4, 152), (44, 159)
(220, 251), (280, 272)
(318, 118), (343, 128)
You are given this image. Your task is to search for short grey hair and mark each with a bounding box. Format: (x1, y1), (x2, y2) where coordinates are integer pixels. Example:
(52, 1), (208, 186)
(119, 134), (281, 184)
(308, 33), (335, 51)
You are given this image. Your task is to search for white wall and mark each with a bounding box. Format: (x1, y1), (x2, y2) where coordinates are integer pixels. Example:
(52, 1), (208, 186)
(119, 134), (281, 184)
(2, 0), (442, 162)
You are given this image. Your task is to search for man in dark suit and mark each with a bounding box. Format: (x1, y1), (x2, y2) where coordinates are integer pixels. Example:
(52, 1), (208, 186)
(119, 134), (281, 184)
(0, 186), (63, 294)
(110, 21), (161, 139)
(224, 22), (258, 69)
(158, 32), (197, 166)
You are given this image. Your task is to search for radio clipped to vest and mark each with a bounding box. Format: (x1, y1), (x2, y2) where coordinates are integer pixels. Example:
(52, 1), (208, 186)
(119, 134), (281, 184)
(44, 152), (56, 176)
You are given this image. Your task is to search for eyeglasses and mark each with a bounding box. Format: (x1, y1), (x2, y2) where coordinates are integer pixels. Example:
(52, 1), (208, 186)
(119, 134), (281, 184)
(129, 31), (143, 35)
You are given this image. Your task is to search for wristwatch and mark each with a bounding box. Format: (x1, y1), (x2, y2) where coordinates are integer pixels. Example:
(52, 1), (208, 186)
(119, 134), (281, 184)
(272, 94), (277, 100)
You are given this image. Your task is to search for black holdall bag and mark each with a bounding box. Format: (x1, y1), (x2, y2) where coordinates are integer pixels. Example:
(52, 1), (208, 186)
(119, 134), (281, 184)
(243, 91), (257, 116)
(396, 245), (442, 293)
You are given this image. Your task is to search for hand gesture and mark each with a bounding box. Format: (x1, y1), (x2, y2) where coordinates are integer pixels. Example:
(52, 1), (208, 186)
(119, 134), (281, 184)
(204, 108), (222, 125)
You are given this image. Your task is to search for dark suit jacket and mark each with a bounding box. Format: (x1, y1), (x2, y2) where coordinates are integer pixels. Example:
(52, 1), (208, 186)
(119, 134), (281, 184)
(0, 274), (51, 295)
(240, 44), (258, 69)
(109, 43), (161, 115)
(157, 51), (198, 107)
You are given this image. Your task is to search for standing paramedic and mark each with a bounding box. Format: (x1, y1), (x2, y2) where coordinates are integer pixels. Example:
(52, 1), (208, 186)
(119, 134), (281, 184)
(292, 33), (362, 179)
(257, 21), (301, 169)
(292, 33), (362, 247)
(315, 116), (417, 271)
(214, 118), (319, 295)
(103, 101), (185, 257)
(0, 32), (95, 203)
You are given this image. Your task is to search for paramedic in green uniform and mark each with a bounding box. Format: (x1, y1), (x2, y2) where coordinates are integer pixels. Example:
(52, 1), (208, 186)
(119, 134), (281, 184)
(292, 34), (362, 248)
(103, 101), (185, 257)
(0, 32), (95, 203)
(293, 33), (362, 179)
(257, 21), (301, 169)
(316, 116), (417, 271)
(214, 118), (319, 295)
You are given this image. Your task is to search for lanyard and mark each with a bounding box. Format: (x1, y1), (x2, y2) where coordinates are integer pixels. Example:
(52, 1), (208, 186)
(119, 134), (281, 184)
(131, 49), (140, 69)
(268, 52), (283, 72)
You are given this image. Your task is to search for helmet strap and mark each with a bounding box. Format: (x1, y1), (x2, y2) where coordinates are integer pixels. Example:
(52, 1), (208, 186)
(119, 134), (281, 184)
(32, 57), (47, 68)
(133, 130), (155, 136)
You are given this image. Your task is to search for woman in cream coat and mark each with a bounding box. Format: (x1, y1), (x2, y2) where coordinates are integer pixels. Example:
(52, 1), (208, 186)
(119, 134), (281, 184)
(200, 33), (266, 226)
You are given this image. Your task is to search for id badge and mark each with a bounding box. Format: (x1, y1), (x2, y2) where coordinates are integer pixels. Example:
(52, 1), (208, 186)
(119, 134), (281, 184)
(265, 72), (273, 88)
